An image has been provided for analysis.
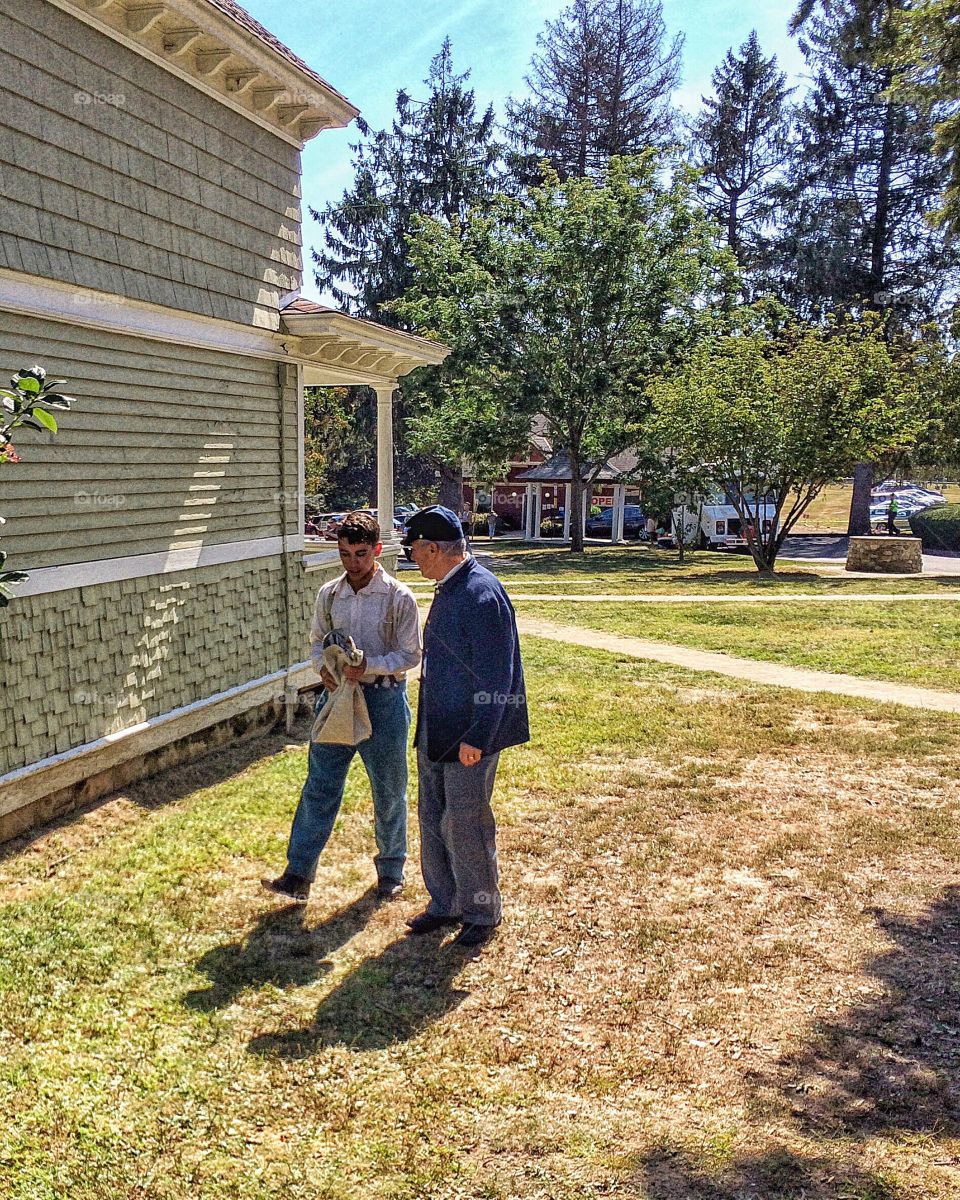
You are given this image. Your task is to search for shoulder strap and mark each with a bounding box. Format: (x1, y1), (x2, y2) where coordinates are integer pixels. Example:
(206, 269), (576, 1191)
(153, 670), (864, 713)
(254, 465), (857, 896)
(321, 573), (347, 631)
(383, 574), (401, 647)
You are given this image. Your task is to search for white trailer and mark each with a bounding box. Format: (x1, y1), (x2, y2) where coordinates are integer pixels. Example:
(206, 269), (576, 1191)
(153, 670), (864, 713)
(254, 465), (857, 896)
(673, 488), (778, 550)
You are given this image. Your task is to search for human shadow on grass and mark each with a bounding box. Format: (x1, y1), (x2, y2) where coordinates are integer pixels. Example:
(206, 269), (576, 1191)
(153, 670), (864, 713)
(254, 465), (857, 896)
(636, 886), (960, 1199)
(184, 887), (379, 1011)
(248, 929), (473, 1056)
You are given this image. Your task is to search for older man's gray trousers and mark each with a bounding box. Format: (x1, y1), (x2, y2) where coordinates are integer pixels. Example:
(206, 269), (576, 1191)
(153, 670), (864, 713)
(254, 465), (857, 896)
(416, 749), (502, 927)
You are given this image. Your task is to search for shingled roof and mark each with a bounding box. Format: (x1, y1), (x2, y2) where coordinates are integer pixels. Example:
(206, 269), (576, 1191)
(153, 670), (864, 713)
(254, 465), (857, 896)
(202, 0), (351, 106)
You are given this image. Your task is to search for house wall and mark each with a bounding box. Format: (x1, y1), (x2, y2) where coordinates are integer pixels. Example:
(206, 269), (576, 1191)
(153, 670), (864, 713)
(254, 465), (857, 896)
(0, 0), (302, 330)
(0, 312), (299, 570)
(0, 554), (338, 780)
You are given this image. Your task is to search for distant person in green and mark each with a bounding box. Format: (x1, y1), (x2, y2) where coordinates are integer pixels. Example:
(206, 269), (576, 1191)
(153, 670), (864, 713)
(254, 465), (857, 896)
(887, 496), (899, 535)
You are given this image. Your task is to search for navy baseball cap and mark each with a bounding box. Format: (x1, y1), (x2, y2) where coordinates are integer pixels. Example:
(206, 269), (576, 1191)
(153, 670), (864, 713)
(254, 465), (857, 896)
(401, 505), (465, 546)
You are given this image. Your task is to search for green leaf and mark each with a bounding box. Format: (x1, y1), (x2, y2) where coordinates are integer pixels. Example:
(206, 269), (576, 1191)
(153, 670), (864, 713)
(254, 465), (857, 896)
(31, 407), (58, 433)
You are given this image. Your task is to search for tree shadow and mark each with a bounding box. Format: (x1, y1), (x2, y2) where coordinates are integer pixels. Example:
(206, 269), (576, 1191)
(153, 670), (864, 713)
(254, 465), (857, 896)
(184, 887), (378, 1012)
(763, 887), (960, 1137)
(248, 928), (474, 1056)
(639, 1144), (905, 1199)
(637, 887), (960, 1199)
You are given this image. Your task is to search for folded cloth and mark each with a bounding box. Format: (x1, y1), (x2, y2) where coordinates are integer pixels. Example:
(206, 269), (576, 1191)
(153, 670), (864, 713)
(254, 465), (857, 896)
(311, 631), (373, 745)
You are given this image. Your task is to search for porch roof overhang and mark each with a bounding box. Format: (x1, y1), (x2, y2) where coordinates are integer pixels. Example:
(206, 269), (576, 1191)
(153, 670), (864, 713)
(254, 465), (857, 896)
(281, 299), (449, 387)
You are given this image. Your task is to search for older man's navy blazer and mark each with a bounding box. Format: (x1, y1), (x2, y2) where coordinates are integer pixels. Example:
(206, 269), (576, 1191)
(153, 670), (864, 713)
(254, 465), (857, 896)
(415, 556), (529, 763)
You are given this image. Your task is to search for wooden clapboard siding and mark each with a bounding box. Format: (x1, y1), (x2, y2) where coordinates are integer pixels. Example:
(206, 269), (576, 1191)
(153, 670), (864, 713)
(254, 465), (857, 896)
(0, 1), (302, 329)
(0, 314), (302, 570)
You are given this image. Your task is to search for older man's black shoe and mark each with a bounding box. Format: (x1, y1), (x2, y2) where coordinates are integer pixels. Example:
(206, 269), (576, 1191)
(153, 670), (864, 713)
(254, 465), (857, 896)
(451, 921), (499, 948)
(405, 911), (460, 935)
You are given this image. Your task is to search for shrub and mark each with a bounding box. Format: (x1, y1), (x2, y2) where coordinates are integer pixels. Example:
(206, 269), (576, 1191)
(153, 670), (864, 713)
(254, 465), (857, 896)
(539, 518), (564, 538)
(908, 503), (960, 550)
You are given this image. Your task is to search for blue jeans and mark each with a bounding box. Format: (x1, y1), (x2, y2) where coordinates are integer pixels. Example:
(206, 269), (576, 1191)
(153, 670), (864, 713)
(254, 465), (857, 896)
(287, 683), (411, 883)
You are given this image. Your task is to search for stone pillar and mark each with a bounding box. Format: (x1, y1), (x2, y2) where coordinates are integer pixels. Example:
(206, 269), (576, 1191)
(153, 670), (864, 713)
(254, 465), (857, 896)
(846, 536), (922, 574)
(375, 383), (398, 552)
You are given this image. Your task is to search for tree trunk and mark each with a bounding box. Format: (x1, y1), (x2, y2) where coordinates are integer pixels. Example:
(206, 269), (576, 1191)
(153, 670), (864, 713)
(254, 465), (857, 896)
(569, 455), (585, 553)
(870, 91), (895, 307)
(727, 191), (739, 257)
(847, 463), (873, 536)
(438, 461), (463, 513)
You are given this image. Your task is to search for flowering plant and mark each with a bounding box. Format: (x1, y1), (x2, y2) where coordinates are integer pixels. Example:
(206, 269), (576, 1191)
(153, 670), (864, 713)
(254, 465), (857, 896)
(1, 366), (75, 605)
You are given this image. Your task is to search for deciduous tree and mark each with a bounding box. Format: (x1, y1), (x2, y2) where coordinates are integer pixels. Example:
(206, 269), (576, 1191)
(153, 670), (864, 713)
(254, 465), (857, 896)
(650, 312), (925, 572)
(0, 366), (74, 604)
(393, 154), (733, 551)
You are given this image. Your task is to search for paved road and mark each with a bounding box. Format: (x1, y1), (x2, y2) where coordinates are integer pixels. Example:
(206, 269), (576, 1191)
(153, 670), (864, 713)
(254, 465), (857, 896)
(780, 534), (960, 575)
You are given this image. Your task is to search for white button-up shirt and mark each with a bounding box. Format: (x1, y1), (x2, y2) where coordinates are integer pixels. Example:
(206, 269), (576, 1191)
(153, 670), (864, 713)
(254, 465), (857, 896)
(309, 565), (422, 682)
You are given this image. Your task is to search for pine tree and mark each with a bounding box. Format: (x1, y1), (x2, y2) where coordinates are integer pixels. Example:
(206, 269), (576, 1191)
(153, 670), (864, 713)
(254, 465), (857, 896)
(778, 0), (955, 325)
(690, 32), (794, 286)
(313, 39), (501, 325)
(507, 0), (683, 182)
(887, 0), (960, 233)
(777, 0), (959, 534)
(310, 41), (503, 507)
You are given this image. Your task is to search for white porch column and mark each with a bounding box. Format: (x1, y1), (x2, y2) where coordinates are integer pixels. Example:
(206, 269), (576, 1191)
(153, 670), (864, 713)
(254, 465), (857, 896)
(612, 484), (626, 544)
(524, 484), (534, 539)
(374, 382), (399, 552)
(533, 485), (543, 539)
(562, 483), (571, 541)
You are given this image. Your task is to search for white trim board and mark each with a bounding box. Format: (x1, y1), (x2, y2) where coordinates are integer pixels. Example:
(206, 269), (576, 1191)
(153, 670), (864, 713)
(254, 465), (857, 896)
(15, 534), (306, 597)
(0, 661), (317, 818)
(0, 269), (287, 361)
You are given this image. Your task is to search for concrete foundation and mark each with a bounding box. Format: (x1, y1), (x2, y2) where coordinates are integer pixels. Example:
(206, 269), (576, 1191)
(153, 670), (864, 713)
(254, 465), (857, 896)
(0, 692), (315, 846)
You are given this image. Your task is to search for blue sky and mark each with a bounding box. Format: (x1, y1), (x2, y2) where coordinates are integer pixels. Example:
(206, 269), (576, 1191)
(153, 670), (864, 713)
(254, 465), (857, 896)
(239, 0), (807, 291)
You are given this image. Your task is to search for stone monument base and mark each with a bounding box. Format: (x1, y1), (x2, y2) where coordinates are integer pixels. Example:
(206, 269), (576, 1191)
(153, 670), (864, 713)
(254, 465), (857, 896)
(846, 535), (923, 574)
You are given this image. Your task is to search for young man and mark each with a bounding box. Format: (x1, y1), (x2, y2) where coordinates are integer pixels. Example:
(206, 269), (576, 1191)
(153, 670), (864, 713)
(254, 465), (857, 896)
(403, 505), (529, 948)
(262, 512), (422, 903)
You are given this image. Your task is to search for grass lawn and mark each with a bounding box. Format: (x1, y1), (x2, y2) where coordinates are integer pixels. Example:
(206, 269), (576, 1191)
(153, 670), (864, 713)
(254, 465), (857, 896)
(3, 639), (960, 1198)
(516, 600), (960, 691)
(401, 545), (960, 597)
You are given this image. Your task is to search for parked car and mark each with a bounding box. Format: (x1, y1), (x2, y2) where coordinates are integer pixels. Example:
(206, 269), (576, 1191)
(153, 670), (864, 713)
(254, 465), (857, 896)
(584, 504), (645, 538)
(869, 500), (937, 532)
(872, 481), (945, 505)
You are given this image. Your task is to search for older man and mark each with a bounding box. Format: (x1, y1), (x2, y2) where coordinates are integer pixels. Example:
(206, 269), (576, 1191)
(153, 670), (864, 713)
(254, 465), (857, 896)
(403, 505), (529, 947)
